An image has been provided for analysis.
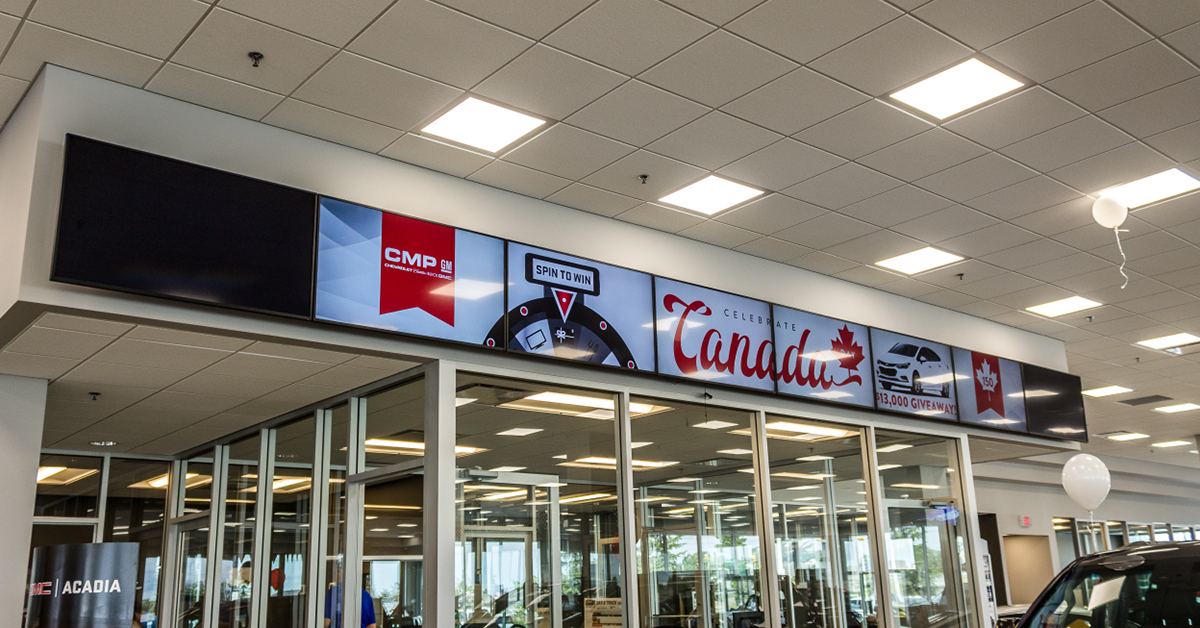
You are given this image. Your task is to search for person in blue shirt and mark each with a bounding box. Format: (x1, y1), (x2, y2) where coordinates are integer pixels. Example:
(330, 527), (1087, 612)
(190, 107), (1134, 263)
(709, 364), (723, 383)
(324, 584), (377, 628)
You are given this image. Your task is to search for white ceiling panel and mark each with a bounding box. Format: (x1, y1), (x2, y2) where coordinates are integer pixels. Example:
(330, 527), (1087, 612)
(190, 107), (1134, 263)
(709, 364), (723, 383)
(1097, 76), (1200, 139)
(833, 265), (899, 288)
(0, 351), (79, 380)
(468, 160), (572, 198)
(4, 326), (113, 360)
(0, 0), (31, 17)
(264, 98), (404, 153)
(218, 0), (393, 47)
(726, 0), (899, 64)
(473, 44), (625, 119)
(659, 0), (767, 26)
(615, 202), (705, 233)
(824, 230), (925, 264)
(915, 0), (1089, 49)
(1048, 142), (1175, 193)
(891, 205), (1000, 243)
(293, 52), (461, 130)
(782, 162), (902, 209)
(349, 0), (533, 89)
(676, 220), (760, 249)
(772, 212), (878, 249)
(1132, 192), (1200, 229)
(545, 0), (711, 76)
(1019, 251), (1110, 283)
(0, 74), (28, 120)
(787, 251), (858, 275)
(714, 194), (827, 235)
(379, 133), (492, 177)
(0, 22), (161, 85)
(123, 326), (253, 352)
(916, 152), (1038, 202)
(581, 149), (707, 201)
(432, 0), (594, 39)
(980, 238), (1077, 271)
(858, 128), (987, 182)
(244, 341), (354, 364)
(646, 111), (780, 170)
(717, 139), (844, 192)
(943, 87), (1085, 150)
(91, 338), (232, 371)
(139, 390), (250, 415)
(201, 352), (332, 382)
(1143, 121), (1200, 163)
(565, 79), (708, 147)
(795, 99), (933, 160)
(720, 68), (869, 136)
(297, 365), (395, 389)
(1106, 0), (1200, 36)
(840, 184), (953, 228)
(732, 236), (811, 262)
(999, 115), (1133, 172)
(1046, 42), (1198, 112)
(545, 183), (643, 217)
(938, 222), (1040, 257)
(58, 361), (192, 389)
(639, 30), (796, 108)
(966, 176), (1082, 220)
(168, 372), (288, 398)
(504, 124), (634, 181)
(147, 64), (283, 120)
(808, 16), (971, 96)
(35, 313), (132, 336)
(28, 0), (207, 58)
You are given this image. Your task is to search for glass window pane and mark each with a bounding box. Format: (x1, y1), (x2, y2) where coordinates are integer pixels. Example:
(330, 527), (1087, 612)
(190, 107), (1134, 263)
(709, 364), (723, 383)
(363, 378), (425, 470)
(363, 475), (424, 626)
(105, 459), (170, 627)
(875, 430), (978, 628)
(630, 397), (765, 628)
(223, 434), (260, 626)
(1127, 524), (1152, 544)
(175, 524), (209, 628)
(35, 454), (103, 517)
(183, 452), (215, 516)
(762, 415), (876, 627)
(1153, 524), (1171, 542)
(269, 416), (316, 628)
(455, 373), (625, 628)
(1105, 522), (1125, 550)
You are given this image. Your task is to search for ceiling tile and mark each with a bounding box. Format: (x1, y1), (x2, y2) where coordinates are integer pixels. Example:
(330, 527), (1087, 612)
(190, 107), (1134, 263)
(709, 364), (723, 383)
(795, 99), (933, 160)
(245, 342), (355, 364)
(293, 52), (461, 130)
(891, 205), (1000, 243)
(809, 16), (971, 96)
(833, 265), (899, 288)
(0, 74), (29, 120)
(0, 0), (31, 16)
(298, 365), (393, 389)
(967, 176), (1082, 220)
(1107, 0), (1200, 36)
(938, 222), (1039, 257)
(1055, 265), (1143, 293)
(721, 68), (869, 136)
(147, 64), (284, 120)
(659, 0), (768, 26)
(1097, 76), (1200, 139)
(824, 230), (925, 264)
(943, 87), (1085, 149)
(877, 278), (942, 298)
(920, 259), (1007, 288)
(647, 111), (780, 170)
(468, 160), (572, 198)
(714, 194), (826, 235)
(953, 273), (1043, 300)
(218, 0), (393, 46)
(581, 150), (707, 201)
(124, 326), (253, 352)
(4, 327), (113, 360)
(227, 383), (344, 417)
(1000, 116), (1133, 172)
(916, 152), (1037, 202)
(677, 220), (760, 249)
(1131, 191), (1200, 229)
(787, 251), (859, 275)
(984, 2), (1150, 83)
(916, 290), (978, 309)
(348, 0), (533, 89)
(1144, 120), (1200, 163)
(35, 314), (132, 336)
(379, 133), (492, 177)
(639, 30), (796, 108)
(1091, 231), (1190, 264)
(1047, 42), (1198, 112)
(989, 283), (1076, 309)
(733, 236), (812, 262)
(773, 213), (878, 249)
(545, 0), (712, 75)
(980, 238), (1077, 270)
(203, 352), (332, 382)
(1053, 216), (1155, 250)
(782, 162), (902, 209)
(59, 361), (191, 389)
(90, 338), (231, 371)
(615, 203), (705, 232)
(954, 300), (1012, 318)
(344, 355), (420, 371)
(859, 128), (987, 182)
(504, 124), (634, 180)
(139, 390), (249, 414)
(545, 183), (642, 217)
(565, 80), (709, 146)
(168, 371), (288, 398)
(264, 98), (404, 153)
(432, 0), (594, 39)
(840, 185), (954, 228)
(172, 9), (337, 95)
(0, 22), (161, 85)
(914, 0), (1089, 49)
(717, 139), (844, 192)
(0, 351), (79, 379)
(725, 0), (900, 64)
(1049, 142), (1174, 193)
(474, 44), (625, 120)
(1127, 246), (1200, 277)
(29, 0), (207, 58)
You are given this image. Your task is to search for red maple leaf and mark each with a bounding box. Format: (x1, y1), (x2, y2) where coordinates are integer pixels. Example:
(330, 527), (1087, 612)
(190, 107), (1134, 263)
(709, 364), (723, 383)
(830, 325), (865, 372)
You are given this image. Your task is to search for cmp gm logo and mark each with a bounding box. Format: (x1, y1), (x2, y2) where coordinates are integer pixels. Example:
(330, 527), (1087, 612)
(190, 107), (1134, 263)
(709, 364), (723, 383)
(378, 212), (457, 325)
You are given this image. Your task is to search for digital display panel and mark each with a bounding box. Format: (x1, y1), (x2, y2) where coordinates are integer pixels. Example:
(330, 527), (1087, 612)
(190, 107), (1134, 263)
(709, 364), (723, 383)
(952, 348), (1027, 431)
(774, 307), (874, 407)
(53, 135), (317, 317)
(871, 329), (958, 420)
(1022, 364), (1087, 442)
(314, 197), (505, 346)
(506, 243), (654, 370)
(654, 277), (775, 391)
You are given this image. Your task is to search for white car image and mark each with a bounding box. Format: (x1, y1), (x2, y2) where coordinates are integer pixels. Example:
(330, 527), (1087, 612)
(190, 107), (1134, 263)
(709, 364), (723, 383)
(876, 342), (952, 397)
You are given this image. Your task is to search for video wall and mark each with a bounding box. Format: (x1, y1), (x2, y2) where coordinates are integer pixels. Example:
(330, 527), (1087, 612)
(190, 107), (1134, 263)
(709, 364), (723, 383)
(53, 135), (1087, 442)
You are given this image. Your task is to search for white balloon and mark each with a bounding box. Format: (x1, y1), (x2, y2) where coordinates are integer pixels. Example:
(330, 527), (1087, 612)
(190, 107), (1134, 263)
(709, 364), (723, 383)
(1062, 453), (1111, 512)
(1092, 197), (1128, 229)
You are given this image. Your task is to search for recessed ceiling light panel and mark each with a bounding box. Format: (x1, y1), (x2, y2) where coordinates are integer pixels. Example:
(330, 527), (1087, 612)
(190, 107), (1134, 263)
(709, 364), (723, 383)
(1082, 386), (1132, 397)
(1098, 169), (1200, 209)
(1153, 403), (1200, 414)
(422, 97), (546, 153)
(1101, 431), (1148, 441)
(1137, 332), (1200, 350)
(658, 176), (764, 216)
(1151, 440), (1192, 448)
(890, 58), (1023, 119)
(1026, 296), (1101, 318)
(875, 247), (963, 275)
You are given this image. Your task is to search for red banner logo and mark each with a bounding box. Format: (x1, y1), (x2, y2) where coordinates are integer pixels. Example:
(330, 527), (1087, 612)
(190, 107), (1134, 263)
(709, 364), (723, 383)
(379, 213), (456, 326)
(972, 352), (1005, 417)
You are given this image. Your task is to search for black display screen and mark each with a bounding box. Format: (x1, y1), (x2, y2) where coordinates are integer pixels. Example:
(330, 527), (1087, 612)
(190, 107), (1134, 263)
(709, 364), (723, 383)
(1022, 364), (1088, 442)
(53, 135), (318, 318)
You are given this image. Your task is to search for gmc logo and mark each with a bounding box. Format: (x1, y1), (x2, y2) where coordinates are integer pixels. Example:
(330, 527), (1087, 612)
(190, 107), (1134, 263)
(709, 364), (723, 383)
(384, 247), (444, 270)
(30, 582), (51, 596)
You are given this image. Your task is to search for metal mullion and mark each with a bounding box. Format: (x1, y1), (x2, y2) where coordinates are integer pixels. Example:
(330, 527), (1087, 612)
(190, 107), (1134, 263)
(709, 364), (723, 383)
(952, 435), (987, 628)
(308, 410), (332, 628)
(95, 454), (110, 543)
(205, 446), (229, 628)
(861, 427), (895, 628)
(344, 397), (367, 628)
(614, 389), (640, 628)
(160, 460), (187, 627)
(424, 361), (457, 628)
(750, 409), (782, 628)
(252, 428), (276, 628)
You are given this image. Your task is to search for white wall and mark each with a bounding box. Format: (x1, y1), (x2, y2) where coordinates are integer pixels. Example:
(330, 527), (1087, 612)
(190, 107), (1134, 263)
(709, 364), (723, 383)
(0, 373), (48, 626)
(6, 65), (1068, 372)
(0, 75), (41, 319)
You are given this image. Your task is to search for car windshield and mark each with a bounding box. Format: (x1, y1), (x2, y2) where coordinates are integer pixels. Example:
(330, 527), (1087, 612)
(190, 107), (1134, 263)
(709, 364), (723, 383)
(889, 343), (919, 357)
(1023, 549), (1200, 628)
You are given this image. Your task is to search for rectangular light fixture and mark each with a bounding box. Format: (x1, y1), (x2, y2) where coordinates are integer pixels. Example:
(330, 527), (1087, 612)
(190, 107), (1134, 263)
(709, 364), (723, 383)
(717, 448), (754, 455)
(891, 483), (940, 490)
(877, 464), (902, 470)
(35, 466), (66, 482)
(1027, 296), (1102, 318)
(1105, 432), (1149, 441)
(797, 455), (833, 461)
(658, 175), (764, 216)
(1151, 440), (1192, 448)
(875, 247), (963, 275)
(1083, 386), (1133, 397)
(890, 58), (1024, 120)
(693, 420), (738, 430)
(764, 421), (852, 438)
(503, 392), (663, 417)
(667, 477), (701, 483)
(1098, 169), (1200, 209)
(496, 428), (543, 437)
(877, 444), (912, 453)
(488, 466), (526, 473)
(422, 97), (546, 153)
(559, 492), (613, 504)
(364, 438), (483, 456)
(1137, 332), (1200, 350)
(1153, 403), (1200, 414)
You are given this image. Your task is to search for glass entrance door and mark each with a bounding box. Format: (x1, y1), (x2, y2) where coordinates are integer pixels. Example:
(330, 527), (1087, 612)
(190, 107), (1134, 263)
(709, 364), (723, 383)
(173, 520), (211, 628)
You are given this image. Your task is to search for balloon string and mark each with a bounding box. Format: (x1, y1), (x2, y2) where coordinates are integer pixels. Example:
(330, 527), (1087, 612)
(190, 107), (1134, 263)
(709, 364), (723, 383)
(1114, 227), (1129, 289)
